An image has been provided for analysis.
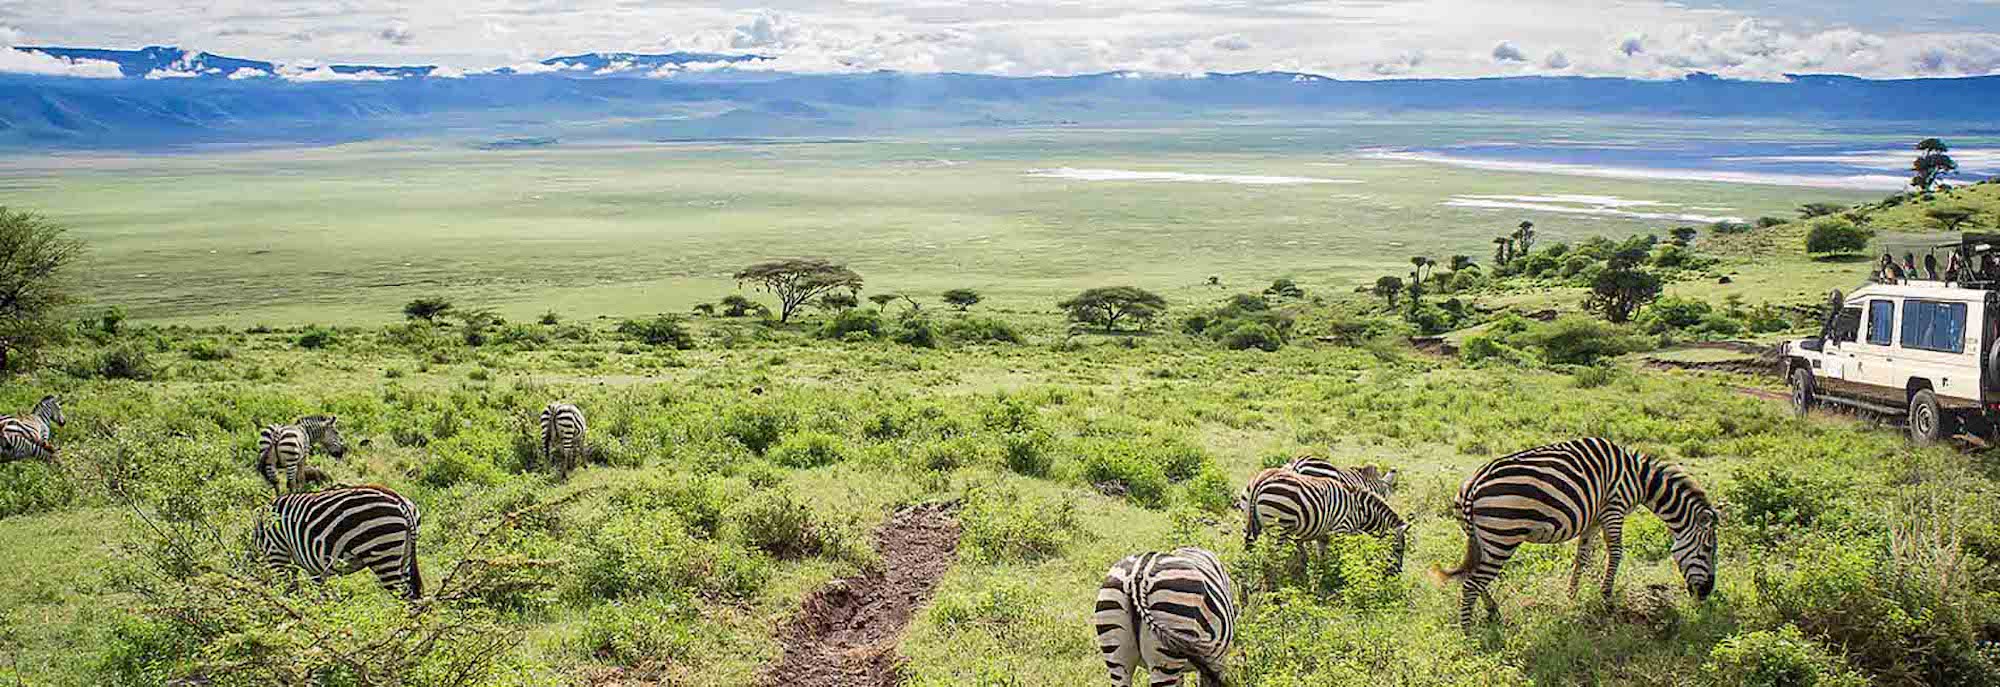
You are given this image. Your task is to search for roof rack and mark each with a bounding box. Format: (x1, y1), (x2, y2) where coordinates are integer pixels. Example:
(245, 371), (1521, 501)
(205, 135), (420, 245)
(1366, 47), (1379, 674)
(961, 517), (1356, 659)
(1872, 232), (2000, 289)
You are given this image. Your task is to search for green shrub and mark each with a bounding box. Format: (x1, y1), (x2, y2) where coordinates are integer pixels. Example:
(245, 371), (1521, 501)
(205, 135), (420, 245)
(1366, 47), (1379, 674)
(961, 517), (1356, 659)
(722, 404), (789, 455)
(296, 325), (339, 349)
(92, 343), (156, 380)
(0, 461), (77, 519)
(1514, 316), (1652, 365)
(1703, 625), (1868, 687)
(1222, 322), (1284, 351)
(575, 508), (769, 601)
(617, 315), (695, 349)
(959, 485), (1081, 563)
(1081, 451), (1169, 508)
(611, 474), (730, 538)
(185, 340), (233, 361)
(421, 434), (509, 488)
(1178, 464), (1235, 513)
(729, 490), (825, 559)
(575, 593), (705, 666)
(1233, 588), (1518, 685)
(944, 316), (1022, 344)
(819, 308), (884, 340)
(1728, 465), (1841, 540)
(1002, 432), (1054, 478)
(894, 317), (941, 348)
(769, 431), (849, 469)
(1805, 218), (1873, 256)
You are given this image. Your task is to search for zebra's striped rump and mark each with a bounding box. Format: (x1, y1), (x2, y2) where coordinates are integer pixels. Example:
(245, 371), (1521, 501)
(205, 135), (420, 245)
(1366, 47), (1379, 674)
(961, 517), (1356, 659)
(254, 485), (423, 600)
(540, 403), (587, 477)
(1434, 437), (1719, 630)
(0, 395), (63, 462)
(1093, 547), (1237, 686)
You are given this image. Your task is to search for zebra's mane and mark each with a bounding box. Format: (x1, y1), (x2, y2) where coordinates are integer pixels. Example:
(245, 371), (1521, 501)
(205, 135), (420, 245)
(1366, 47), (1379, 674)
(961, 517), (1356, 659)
(1637, 455), (1714, 525)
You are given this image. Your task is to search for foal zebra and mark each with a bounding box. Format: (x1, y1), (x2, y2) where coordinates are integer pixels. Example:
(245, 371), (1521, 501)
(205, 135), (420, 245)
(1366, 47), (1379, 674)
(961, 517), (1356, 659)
(1245, 467), (1409, 572)
(1432, 437), (1719, 631)
(1094, 547), (1238, 686)
(540, 403), (587, 478)
(254, 485), (424, 600)
(1, 395), (63, 462)
(257, 415), (347, 494)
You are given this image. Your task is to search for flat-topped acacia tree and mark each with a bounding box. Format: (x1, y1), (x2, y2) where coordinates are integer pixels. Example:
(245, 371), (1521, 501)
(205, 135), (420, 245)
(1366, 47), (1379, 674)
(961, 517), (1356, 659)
(1060, 286), (1166, 332)
(735, 258), (864, 324)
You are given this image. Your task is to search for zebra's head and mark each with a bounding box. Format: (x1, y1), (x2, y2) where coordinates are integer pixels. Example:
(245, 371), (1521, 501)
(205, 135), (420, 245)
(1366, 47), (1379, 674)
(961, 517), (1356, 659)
(1671, 502), (1720, 601)
(300, 415), (347, 458)
(34, 395), (63, 427)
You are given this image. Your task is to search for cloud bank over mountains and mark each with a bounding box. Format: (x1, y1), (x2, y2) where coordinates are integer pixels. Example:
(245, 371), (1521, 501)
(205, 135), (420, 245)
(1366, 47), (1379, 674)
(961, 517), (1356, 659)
(1, 1), (1998, 81)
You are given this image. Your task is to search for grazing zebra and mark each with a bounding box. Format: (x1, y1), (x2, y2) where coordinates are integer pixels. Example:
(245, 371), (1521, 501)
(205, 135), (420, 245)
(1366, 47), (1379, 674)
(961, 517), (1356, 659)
(1, 395), (64, 462)
(1285, 456), (1396, 499)
(257, 415), (347, 494)
(539, 403), (587, 478)
(1245, 467), (1409, 573)
(254, 485), (423, 600)
(1431, 437), (1719, 631)
(1093, 547), (1238, 686)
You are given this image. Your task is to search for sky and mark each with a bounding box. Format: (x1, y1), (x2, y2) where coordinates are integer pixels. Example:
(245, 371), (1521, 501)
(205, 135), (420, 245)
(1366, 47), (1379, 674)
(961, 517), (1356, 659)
(2, 0), (1999, 80)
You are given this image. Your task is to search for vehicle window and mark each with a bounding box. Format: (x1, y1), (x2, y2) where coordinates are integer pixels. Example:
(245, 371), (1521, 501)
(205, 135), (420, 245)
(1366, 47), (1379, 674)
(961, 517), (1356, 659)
(1833, 307), (1861, 342)
(1899, 299), (1968, 353)
(1867, 300), (1895, 346)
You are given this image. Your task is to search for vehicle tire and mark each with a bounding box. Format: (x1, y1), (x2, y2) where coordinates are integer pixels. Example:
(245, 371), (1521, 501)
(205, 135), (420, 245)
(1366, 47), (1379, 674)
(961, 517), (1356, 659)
(1909, 389), (1945, 444)
(1789, 367), (1814, 418)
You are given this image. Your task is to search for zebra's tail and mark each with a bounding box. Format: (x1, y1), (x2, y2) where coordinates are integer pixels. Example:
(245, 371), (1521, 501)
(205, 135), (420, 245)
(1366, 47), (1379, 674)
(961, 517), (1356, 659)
(1428, 502), (1479, 587)
(1129, 577), (1226, 686)
(401, 495), (424, 600)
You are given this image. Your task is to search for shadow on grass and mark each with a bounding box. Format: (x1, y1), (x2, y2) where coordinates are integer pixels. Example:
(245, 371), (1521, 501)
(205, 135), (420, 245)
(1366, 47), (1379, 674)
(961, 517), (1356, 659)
(1501, 585), (1745, 685)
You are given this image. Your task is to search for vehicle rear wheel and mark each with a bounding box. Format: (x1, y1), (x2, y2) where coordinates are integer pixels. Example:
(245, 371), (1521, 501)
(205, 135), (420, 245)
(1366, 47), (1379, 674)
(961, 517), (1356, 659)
(1789, 368), (1814, 417)
(1909, 390), (1945, 444)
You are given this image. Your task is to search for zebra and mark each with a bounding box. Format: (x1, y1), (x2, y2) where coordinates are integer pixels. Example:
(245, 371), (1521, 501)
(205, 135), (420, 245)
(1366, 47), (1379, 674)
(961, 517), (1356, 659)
(1431, 437), (1719, 631)
(1244, 467), (1409, 573)
(1, 395), (64, 462)
(1285, 456), (1396, 499)
(1093, 547), (1238, 686)
(539, 403), (587, 478)
(253, 484), (423, 600)
(257, 415), (347, 494)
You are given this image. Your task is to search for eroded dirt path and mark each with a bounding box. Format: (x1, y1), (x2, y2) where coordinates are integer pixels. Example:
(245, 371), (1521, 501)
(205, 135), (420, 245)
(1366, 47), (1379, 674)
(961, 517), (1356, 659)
(758, 502), (960, 687)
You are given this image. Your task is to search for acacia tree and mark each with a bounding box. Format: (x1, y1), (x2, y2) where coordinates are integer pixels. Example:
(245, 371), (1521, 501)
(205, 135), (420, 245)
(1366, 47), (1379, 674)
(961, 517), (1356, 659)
(733, 258), (864, 324)
(1584, 238), (1661, 323)
(868, 293), (899, 312)
(0, 208), (83, 373)
(1670, 227), (1698, 247)
(1059, 286), (1167, 332)
(941, 289), (982, 311)
(1492, 236), (1514, 266)
(403, 297), (453, 322)
(1513, 221), (1537, 255)
(1371, 276), (1403, 307)
(1913, 138), (1958, 193)
(1926, 205), (1982, 233)
(816, 292), (859, 312)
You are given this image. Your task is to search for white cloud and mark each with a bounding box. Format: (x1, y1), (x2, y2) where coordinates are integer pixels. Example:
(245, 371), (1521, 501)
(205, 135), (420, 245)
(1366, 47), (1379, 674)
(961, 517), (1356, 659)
(277, 64), (403, 82)
(426, 64), (464, 78)
(143, 67), (199, 79)
(1544, 50), (1572, 69)
(0, 46), (124, 78)
(226, 66), (270, 79)
(1, 1), (1998, 80)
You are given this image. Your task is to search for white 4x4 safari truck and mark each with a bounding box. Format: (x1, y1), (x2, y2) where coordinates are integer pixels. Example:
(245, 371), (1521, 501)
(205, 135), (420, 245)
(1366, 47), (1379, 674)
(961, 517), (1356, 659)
(1780, 234), (2000, 443)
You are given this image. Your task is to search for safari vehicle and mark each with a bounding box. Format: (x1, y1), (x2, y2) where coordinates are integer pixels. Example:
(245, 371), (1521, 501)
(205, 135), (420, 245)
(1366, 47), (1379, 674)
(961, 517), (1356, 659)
(1780, 233), (2000, 443)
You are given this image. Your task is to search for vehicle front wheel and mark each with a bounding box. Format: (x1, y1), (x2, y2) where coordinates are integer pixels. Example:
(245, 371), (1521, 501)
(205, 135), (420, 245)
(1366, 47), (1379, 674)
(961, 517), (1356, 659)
(1909, 390), (1946, 444)
(1789, 368), (1814, 418)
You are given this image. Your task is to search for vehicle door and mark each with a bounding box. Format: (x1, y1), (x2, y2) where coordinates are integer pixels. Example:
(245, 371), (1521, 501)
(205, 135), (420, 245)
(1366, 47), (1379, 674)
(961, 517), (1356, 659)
(1899, 298), (1977, 405)
(1818, 305), (1862, 392)
(1849, 297), (1902, 402)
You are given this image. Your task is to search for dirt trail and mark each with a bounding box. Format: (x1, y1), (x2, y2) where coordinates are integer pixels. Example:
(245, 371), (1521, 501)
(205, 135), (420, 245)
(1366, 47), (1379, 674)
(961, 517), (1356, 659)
(758, 502), (960, 687)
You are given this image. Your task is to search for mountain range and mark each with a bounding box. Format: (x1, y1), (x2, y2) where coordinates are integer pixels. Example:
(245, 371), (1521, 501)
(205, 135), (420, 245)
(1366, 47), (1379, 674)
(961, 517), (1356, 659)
(3, 45), (1995, 150)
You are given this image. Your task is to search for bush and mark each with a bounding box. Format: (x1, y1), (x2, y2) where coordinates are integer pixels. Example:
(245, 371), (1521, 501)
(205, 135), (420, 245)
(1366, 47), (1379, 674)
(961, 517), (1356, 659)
(421, 434), (508, 488)
(722, 404), (789, 455)
(92, 343), (156, 380)
(894, 317), (941, 348)
(403, 297), (453, 321)
(1728, 464), (1841, 540)
(296, 326), (339, 349)
(1806, 218), (1873, 256)
(1704, 626), (1868, 687)
(1232, 588), (1513, 685)
(769, 431), (849, 469)
(1222, 322), (1284, 351)
(576, 507), (770, 601)
(819, 308), (884, 340)
(1082, 451), (1170, 508)
(1513, 316), (1652, 365)
(730, 490), (825, 559)
(959, 485), (1081, 563)
(1179, 464), (1235, 513)
(575, 593), (705, 667)
(184, 340), (233, 361)
(944, 316), (1022, 344)
(1638, 296), (1714, 334)
(1002, 432), (1054, 478)
(617, 315), (695, 349)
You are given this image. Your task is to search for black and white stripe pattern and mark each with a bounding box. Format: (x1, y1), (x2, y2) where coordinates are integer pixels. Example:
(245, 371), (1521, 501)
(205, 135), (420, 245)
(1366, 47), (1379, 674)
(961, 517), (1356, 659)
(1433, 437), (1719, 630)
(0, 395), (63, 462)
(1245, 467), (1409, 572)
(254, 485), (423, 600)
(539, 403), (587, 478)
(258, 415), (346, 494)
(1094, 547), (1237, 686)
(1285, 456), (1396, 499)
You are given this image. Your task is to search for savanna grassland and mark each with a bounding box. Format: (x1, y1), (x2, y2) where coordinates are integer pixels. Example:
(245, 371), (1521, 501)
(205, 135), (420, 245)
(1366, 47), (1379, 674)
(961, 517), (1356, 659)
(5, 125), (2000, 687)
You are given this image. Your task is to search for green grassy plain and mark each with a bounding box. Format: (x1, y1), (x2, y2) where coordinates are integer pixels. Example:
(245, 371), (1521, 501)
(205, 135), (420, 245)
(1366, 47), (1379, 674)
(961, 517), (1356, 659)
(1, 125), (1874, 326)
